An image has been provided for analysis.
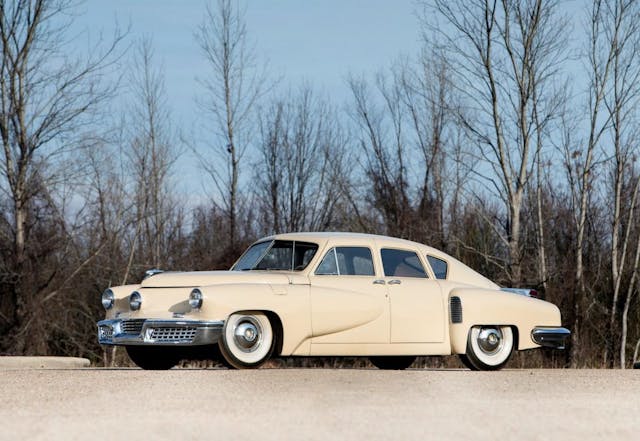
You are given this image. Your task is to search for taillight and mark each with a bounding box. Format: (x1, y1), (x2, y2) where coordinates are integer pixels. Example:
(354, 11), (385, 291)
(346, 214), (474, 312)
(500, 287), (544, 300)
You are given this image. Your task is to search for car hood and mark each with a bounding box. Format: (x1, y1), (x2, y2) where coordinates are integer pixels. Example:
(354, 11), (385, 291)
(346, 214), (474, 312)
(140, 270), (298, 288)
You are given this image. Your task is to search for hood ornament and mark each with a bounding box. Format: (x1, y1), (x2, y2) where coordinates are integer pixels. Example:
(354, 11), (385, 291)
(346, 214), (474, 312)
(143, 268), (164, 280)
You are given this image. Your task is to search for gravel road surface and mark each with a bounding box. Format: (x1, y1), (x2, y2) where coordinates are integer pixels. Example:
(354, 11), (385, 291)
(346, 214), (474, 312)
(0, 368), (637, 440)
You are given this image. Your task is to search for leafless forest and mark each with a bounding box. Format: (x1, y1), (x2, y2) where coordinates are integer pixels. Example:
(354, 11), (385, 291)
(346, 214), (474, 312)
(1, 0), (640, 368)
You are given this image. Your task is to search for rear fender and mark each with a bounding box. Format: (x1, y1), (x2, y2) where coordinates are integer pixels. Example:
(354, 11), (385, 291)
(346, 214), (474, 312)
(448, 288), (562, 353)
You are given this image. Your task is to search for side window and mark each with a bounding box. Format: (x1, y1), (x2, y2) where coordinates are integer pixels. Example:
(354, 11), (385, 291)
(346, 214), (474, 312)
(381, 248), (427, 278)
(427, 255), (448, 280)
(315, 247), (375, 276)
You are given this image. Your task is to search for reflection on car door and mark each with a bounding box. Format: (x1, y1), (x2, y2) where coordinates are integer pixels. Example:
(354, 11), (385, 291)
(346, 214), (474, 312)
(381, 248), (445, 343)
(310, 246), (389, 344)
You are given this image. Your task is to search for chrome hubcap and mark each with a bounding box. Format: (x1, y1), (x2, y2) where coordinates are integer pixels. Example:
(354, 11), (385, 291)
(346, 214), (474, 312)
(477, 328), (502, 354)
(233, 318), (262, 352)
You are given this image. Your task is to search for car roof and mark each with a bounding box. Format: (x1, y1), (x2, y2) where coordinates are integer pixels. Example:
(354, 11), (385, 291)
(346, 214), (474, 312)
(254, 231), (498, 289)
(264, 231), (444, 255)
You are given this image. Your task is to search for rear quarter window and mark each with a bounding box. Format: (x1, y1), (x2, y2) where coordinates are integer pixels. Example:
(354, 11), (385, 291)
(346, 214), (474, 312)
(427, 255), (448, 280)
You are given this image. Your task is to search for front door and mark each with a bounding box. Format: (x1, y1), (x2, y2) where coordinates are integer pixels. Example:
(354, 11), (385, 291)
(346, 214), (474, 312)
(310, 246), (389, 344)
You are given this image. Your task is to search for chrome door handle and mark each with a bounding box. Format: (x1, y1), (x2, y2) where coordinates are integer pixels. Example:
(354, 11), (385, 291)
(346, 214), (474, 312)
(373, 279), (386, 285)
(388, 279), (402, 285)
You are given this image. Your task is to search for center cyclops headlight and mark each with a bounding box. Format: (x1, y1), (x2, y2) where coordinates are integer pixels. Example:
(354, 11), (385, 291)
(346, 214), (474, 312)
(101, 289), (115, 310)
(129, 291), (142, 311)
(189, 288), (203, 309)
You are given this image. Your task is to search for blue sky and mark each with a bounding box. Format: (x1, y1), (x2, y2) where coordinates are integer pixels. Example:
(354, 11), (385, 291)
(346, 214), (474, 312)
(72, 1), (588, 205)
(71, 1), (423, 202)
(78, 0), (422, 126)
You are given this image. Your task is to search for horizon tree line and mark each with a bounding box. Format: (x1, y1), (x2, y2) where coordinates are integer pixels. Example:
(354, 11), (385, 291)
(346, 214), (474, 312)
(0, 0), (639, 368)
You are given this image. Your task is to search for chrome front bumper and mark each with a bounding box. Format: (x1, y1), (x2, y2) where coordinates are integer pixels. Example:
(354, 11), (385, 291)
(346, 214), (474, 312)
(97, 319), (224, 346)
(531, 327), (571, 349)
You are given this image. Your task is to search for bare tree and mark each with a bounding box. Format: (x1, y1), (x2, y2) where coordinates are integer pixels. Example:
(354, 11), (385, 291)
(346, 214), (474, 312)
(619, 173), (640, 367)
(596, 0), (640, 368)
(195, 0), (265, 251)
(399, 50), (453, 248)
(346, 51), (457, 246)
(561, 0), (640, 367)
(348, 72), (412, 238)
(255, 86), (348, 234)
(423, 0), (568, 284)
(125, 38), (178, 274)
(0, 0), (123, 352)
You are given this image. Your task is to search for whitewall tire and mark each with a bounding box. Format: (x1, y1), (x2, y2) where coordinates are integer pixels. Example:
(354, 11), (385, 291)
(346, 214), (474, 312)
(219, 312), (275, 369)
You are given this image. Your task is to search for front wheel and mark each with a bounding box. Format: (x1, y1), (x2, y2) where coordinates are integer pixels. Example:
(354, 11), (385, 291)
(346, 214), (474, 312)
(369, 356), (416, 370)
(463, 325), (514, 371)
(126, 346), (181, 370)
(219, 312), (275, 369)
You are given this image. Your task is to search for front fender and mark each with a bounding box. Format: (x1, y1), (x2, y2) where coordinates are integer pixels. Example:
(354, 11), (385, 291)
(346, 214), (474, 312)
(195, 283), (311, 356)
(448, 288), (562, 353)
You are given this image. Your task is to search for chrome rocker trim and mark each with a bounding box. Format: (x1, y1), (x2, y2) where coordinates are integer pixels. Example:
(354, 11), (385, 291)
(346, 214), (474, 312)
(531, 327), (571, 349)
(97, 319), (224, 346)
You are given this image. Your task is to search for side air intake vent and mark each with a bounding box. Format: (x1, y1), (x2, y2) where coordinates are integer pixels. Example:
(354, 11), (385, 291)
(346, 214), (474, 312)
(450, 296), (462, 323)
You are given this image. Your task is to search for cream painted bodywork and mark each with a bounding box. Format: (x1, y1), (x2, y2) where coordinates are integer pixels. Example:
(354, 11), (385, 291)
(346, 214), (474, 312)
(103, 232), (566, 357)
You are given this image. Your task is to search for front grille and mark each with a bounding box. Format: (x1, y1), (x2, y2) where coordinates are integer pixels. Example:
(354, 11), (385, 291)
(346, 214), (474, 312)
(121, 319), (145, 334)
(149, 327), (197, 343)
(450, 296), (463, 323)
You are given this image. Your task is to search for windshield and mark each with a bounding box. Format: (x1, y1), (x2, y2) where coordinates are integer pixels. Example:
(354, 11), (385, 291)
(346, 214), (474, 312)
(232, 240), (318, 271)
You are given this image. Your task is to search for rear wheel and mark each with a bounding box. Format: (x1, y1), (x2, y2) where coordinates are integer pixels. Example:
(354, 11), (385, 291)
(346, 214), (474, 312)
(464, 325), (514, 371)
(458, 354), (476, 370)
(219, 312), (275, 369)
(369, 356), (416, 370)
(126, 346), (181, 370)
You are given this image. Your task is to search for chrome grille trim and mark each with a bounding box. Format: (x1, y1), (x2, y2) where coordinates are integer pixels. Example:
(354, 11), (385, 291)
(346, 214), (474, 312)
(149, 327), (197, 343)
(121, 319), (145, 334)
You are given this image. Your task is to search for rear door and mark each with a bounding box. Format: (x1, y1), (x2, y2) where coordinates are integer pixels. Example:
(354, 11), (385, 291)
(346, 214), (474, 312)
(380, 248), (445, 343)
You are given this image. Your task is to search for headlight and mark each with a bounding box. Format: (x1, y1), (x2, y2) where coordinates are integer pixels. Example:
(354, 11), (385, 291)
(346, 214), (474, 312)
(101, 289), (115, 310)
(189, 288), (203, 309)
(129, 291), (142, 311)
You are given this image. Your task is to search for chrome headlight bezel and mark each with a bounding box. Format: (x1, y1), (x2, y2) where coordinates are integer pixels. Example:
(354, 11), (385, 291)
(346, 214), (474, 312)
(129, 291), (142, 311)
(101, 289), (115, 310)
(189, 288), (203, 310)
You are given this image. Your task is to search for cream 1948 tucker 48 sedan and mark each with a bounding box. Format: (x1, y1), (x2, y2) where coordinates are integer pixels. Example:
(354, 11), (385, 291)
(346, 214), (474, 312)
(97, 232), (570, 370)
